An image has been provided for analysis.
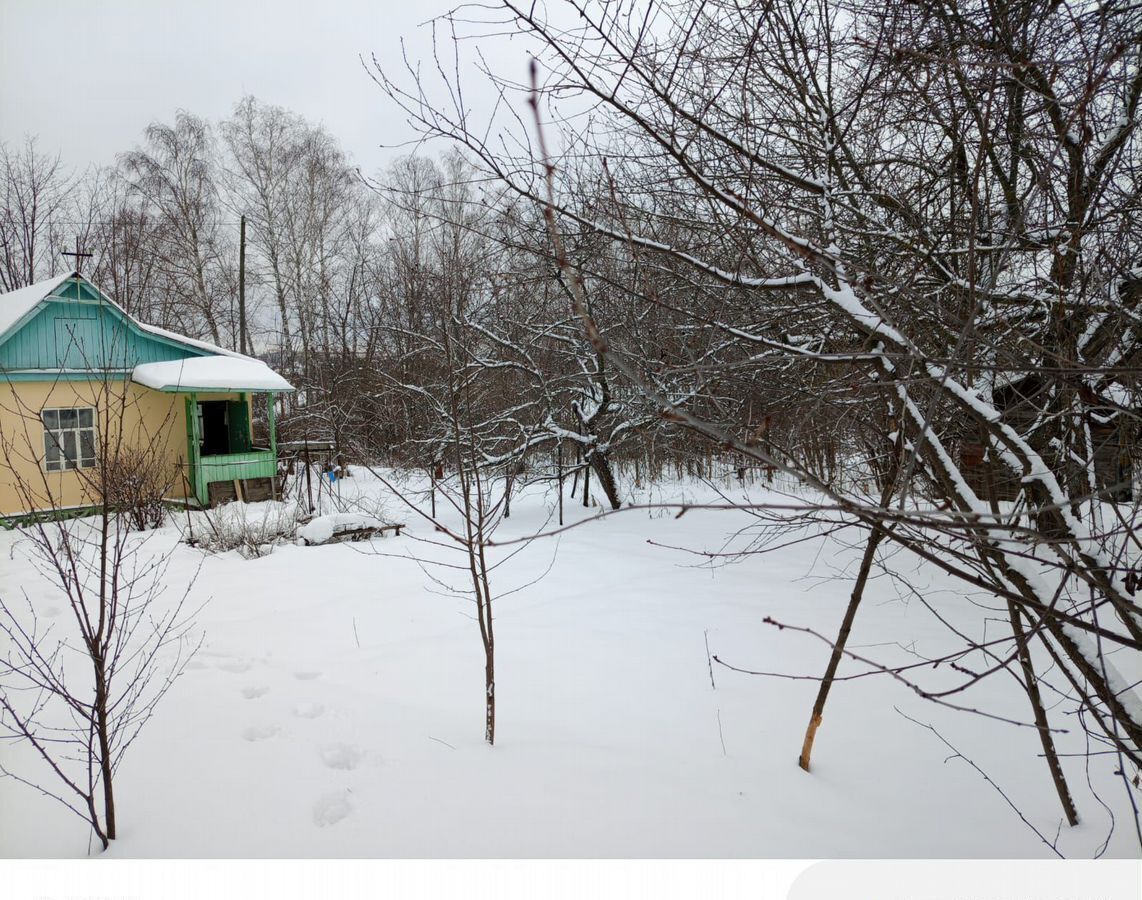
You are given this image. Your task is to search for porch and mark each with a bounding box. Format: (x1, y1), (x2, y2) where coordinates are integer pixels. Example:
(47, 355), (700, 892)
(183, 392), (280, 507)
(129, 355), (294, 507)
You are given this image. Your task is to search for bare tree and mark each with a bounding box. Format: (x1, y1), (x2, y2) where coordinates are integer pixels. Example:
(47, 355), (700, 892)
(0, 371), (200, 851)
(372, 0), (1142, 848)
(220, 98), (364, 366)
(120, 112), (234, 346)
(84, 170), (162, 322)
(0, 136), (71, 291)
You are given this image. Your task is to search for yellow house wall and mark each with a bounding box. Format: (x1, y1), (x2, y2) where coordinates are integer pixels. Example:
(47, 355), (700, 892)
(0, 379), (243, 518)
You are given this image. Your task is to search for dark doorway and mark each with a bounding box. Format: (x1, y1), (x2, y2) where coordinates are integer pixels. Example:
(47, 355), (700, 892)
(198, 401), (230, 455)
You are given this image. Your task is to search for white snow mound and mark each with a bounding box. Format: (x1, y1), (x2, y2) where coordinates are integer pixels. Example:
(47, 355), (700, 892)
(297, 512), (386, 545)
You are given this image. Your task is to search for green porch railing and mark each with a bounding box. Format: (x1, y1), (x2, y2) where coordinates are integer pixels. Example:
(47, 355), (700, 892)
(191, 448), (276, 505)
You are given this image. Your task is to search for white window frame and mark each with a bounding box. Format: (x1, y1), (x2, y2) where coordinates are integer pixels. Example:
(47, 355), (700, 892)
(42, 406), (97, 472)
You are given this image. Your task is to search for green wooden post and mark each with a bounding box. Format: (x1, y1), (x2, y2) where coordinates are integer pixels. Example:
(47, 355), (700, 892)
(185, 392), (205, 506)
(184, 395), (194, 502)
(267, 392), (277, 456)
(267, 391), (277, 500)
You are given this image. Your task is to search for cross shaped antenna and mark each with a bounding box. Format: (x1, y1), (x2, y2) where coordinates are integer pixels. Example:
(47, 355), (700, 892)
(61, 237), (93, 275)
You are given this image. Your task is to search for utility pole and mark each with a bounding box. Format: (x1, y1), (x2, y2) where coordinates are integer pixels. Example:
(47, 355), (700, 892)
(238, 215), (248, 355)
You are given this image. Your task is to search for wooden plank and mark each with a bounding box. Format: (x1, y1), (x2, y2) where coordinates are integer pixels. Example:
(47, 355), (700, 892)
(207, 480), (238, 506)
(240, 478), (274, 503)
(302, 522), (403, 546)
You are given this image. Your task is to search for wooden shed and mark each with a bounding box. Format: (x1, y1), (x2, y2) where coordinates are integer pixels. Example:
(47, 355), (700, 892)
(958, 375), (1136, 503)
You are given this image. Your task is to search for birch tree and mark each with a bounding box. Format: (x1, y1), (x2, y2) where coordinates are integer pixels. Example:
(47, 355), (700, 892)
(0, 137), (71, 292)
(120, 112), (235, 347)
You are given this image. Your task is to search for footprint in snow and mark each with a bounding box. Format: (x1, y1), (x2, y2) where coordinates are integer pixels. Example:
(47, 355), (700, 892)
(293, 671), (321, 681)
(217, 660), (252, 674)
(241, 685), (269, 700)
(186, 660), (208, 671)
(320, 743), (362, 771)
(43, 606), (60, 618)
(293, 701), (325, 719)
(313, 791), (352, 827)
(241, 725), (279, 742)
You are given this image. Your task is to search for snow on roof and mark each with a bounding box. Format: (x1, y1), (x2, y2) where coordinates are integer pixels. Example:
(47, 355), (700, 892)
(0, 271), (79, 340)
(132, 356), (294, 393)
(135, 320), (248, 360)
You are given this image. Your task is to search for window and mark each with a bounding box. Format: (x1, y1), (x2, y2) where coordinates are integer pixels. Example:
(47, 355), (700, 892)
(42, 407), (96, 472)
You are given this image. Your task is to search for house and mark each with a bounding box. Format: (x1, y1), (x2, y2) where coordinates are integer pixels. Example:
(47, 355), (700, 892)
(0, 270), (294, 520)
(958, 373), (1136, 503)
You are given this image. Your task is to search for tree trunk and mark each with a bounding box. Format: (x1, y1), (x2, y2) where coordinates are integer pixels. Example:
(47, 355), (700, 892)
(587, 448), (622, 510)
(1008, 601), (1080, 826)
(799, 523), (885, 771)
(93, 659), (116, 842)
(557, 443), (564, 526)
(484, 638), (496, 745)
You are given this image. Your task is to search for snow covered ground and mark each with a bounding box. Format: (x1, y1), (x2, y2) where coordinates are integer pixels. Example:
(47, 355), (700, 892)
(1, 471), (1139, 858)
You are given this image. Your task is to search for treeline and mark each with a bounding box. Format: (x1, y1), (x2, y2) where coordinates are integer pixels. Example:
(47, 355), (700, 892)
(1, 99), (803, 496)
(2, 100), (385, 449)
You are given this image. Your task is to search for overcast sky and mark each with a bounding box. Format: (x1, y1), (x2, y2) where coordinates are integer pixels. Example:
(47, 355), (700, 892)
(0, 0), (517, 175)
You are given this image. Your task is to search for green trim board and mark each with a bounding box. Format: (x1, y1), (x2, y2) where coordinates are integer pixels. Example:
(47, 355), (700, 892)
(0, 369), (133, 382)
(0, 503), (102, 529)
(142, 383), (276, 394)
(267, 392), (277, 459)
(185, 393), (202, 504)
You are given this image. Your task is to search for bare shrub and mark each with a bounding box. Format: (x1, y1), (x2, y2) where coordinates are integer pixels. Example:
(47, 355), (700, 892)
(181, 500), (302, 559)
(96, 447), (176, 532)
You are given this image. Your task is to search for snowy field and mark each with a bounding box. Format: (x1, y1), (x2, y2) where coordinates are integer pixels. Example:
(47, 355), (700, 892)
(1, 471), (1139, 858)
